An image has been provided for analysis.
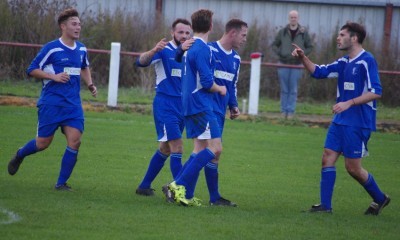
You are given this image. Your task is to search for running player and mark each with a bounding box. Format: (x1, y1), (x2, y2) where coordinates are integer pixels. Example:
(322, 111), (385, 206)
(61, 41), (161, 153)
(135, 19), (192, 196)
(292, 21), (390, 215)
(8, 8), (97, 191)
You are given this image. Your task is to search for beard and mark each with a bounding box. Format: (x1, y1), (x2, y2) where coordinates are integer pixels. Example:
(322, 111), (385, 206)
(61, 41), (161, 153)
(173, 36), (181, 46)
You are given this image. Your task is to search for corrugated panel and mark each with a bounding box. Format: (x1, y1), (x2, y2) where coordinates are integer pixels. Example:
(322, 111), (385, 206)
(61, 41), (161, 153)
(76, 0), (155, 21)
(162, 0), (399, 48)
(73, 0), (400, 50)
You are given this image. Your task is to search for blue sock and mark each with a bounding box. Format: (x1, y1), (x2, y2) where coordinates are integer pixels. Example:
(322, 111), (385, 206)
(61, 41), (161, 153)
(170, 152), (182, 179)
(176, 153), (196, 180)
(57, 146), (78, 185)
(205, 162), (220, 202)
(138, 150), (168, 189)
(362, 173), (385, 204)
(176, 148), (215, 189)
(320, 167), (336, 210)
(17, 139), (39, 158)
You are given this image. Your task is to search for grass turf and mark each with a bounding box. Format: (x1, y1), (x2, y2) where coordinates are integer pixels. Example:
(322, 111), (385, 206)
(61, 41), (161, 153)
(0, 106), (399, 239)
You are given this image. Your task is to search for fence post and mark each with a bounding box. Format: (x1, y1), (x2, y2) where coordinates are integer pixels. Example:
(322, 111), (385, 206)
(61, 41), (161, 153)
(248, 52), (263, 115)
(107, 42), (121, 107)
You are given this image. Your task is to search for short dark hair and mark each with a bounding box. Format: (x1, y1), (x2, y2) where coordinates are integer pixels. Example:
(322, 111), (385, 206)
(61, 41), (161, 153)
(57, 8), (79, 26)
(191, 9), (213, 33)
(225, 19), (248, 33)
(172, 18), (191, 30)
(340, 22), (366, 44)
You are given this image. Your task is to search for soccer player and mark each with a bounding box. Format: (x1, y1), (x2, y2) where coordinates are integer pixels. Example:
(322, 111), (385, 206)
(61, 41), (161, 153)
(174, 19), (248, 206)
(134, 19), (192, 196)
(292, 22), (390, 215)
(7, 8), (97, 191)
(164, 9), (226, 206)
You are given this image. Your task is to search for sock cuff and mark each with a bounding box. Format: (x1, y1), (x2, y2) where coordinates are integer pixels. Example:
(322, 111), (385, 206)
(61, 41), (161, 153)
(66, 146), (78, 154)
(156, 150), (169, 159)
(170, 152), (182, 158)
(322, 167), (336, 172)
(205, 162), (218, 169)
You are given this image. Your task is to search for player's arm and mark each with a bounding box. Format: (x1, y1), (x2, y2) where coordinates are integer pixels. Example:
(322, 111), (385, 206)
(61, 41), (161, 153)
(291, 43), (316, 73)
(209, 82), (226, 96)
(333, 92), (381, 114)
(175, 38), (195, 62)
(137, 38), (167, 66)
(81, 67), (97, 97)
(28, 69), (70, 84)
(228, 69), (240, 119)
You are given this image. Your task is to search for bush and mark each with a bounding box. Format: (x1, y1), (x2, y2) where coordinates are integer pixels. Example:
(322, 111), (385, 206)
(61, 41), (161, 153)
(0, 0), (399, 106)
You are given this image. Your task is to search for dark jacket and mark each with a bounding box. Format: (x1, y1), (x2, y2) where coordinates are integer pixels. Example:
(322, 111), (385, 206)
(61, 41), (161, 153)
(272, 24), (313, 64)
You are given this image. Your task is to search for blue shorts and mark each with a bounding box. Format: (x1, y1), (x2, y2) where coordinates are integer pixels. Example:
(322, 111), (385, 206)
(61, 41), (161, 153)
(215, 111), (225, 136)
(324, 123), (371, 158)
(37, 105), (84, 137)
(153, 94), (184, 142)
(185, 111), (221, 139)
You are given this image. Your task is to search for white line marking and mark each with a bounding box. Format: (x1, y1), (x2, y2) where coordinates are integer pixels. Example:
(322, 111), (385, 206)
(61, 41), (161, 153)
(0, 207), (21, 225)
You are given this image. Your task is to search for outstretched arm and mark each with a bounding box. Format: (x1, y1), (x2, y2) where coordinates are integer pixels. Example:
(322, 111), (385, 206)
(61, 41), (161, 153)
(292, 43), (316, 74)
(138, 38), (167, 66)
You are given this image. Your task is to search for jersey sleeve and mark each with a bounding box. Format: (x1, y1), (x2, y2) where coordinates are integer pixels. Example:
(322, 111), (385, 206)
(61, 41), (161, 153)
(228, 64), (240, 109)
(196, 48), (214, 90)
(312, 59), (342, 79)
(135, 51), (162, 67)
(26, 44), (51, 76)
(364, 57), (382, 96)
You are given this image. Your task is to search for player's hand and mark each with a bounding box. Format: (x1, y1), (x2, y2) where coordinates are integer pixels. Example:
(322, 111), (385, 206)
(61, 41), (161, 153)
(218, 85), (227, 96)
(291, 43), (305, 58)
(153, 38), (168, 52)
(181, 38), (195, 51)
(53, 72), (70, 83)
(230, 107), (240, 120)
(88, 84), (97, 98)
(332, 101), (352, 114)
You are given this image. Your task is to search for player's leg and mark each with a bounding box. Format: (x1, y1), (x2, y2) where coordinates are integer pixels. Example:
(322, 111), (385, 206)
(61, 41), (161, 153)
(309, 124), (341, 213)
(8, 105), (57, 175)
(55, 124), (82, 191)
(342, 127), (390, 215)
(170, 111), (220, 205)
(137, 141), (169, 196)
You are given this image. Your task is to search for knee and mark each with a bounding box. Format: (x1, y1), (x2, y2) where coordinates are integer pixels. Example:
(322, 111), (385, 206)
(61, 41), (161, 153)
(159, 143), (171, 156)
(36, 139), (51, 151)
(209, 145), (222, 159)
(69, 139), (81, 150)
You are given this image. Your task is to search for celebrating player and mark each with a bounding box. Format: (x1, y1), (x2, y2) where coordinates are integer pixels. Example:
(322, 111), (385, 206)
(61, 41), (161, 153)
(164, 9), (227, 206)
(174, 19), (248, 206)
(134, 19), (192, 196)
(7, 8), (97, 191)
(292, 22), (390, 215)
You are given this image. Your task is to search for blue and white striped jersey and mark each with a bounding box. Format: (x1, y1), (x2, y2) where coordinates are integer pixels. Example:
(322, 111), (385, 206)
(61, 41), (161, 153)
(209, 41), (241, 115)
(27, 38), (89, 107)
(136, 41), (182, 97)
(312, 50), (382, 130)
(181, 37), (215, 116)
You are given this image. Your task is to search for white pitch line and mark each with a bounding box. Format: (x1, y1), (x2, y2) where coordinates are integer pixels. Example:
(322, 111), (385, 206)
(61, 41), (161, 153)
(0, 207), (21, 225)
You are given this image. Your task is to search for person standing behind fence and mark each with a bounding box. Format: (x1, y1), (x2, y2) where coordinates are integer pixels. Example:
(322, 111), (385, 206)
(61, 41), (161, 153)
(134, 19), (193, 196)
(7, 8), (97, 191)
(292, 21), (390, 215)
(272, 10), (313, 119)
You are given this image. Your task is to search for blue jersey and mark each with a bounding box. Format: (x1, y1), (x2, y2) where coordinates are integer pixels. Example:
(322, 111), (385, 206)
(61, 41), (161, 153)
(312, 50), (382, 130)
(209, 41), (241, 115)
(136, 41), (182, 97)
(27, 38), (89, 107)
(181, 37), (215, 116)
